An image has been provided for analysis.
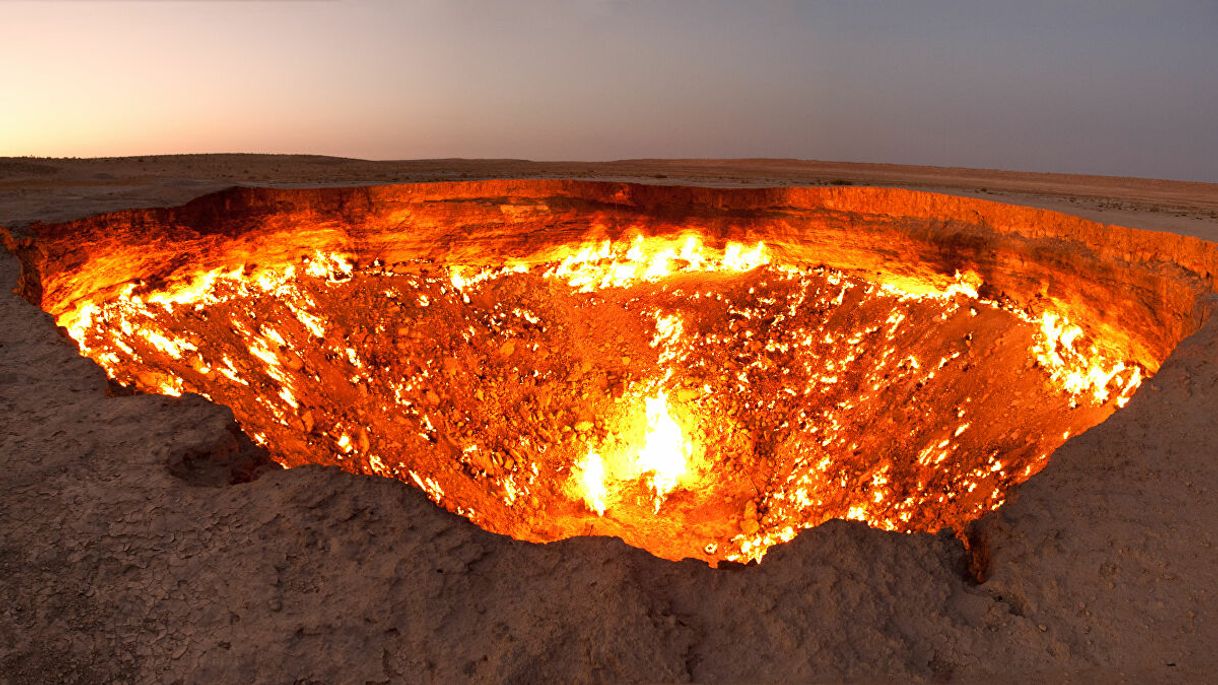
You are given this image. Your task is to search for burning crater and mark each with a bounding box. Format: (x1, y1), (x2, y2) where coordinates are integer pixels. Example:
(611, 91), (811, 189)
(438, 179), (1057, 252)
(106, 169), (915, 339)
(6, 181), (1209, 564)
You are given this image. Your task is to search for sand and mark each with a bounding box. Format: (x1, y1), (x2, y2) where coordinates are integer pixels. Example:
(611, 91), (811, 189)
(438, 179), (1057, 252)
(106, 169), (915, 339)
(2, 156), (1218, 682)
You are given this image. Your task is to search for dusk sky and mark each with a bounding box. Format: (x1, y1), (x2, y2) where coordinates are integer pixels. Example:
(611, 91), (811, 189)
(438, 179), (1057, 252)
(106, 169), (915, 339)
(2, 0), (1216, 181)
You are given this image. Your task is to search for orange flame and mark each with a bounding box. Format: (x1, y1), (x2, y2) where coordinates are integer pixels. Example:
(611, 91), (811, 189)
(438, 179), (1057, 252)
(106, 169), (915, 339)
(567, 388), (700, 516)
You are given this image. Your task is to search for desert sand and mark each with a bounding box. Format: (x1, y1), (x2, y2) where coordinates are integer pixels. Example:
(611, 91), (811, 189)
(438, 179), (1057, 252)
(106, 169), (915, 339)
(2, 156), (1218, 683)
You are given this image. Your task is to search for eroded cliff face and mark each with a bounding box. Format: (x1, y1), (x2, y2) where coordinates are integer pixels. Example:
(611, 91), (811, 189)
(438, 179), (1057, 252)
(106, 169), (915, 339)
(4, 181), (1216, 564)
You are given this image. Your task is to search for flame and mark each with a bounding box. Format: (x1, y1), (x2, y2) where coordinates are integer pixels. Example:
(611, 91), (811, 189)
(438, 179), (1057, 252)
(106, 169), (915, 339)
(1032, 312), (1142, 407)
(544, 234), (768, 291)
(879, 270), (982, 300)
(573, 450), (608, 516)
(568, 389), (698, 516)
(635, 390), (691, 504)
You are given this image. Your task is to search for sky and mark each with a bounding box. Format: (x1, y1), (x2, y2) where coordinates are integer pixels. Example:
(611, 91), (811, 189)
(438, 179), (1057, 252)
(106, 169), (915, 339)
(1, 0), (1216, 181)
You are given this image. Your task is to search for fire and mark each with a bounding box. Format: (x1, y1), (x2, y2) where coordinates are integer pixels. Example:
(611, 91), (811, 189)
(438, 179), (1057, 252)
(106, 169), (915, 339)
(568, 389), (698, 517)
(635, 390), (691, 503)
(1032, 312), (1143, 407)
(572, 450), (608, 516)
(38, 229), (1151, 564)
(544, 234), (768, 291)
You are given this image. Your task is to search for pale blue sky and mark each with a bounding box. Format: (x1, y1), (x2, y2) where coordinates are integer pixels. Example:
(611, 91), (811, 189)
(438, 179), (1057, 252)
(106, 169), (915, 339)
(1, 0), (1215, 181)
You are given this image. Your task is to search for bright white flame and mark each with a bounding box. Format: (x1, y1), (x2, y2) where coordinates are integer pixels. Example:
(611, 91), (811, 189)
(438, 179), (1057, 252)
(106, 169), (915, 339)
(636, 390), (690, 504)
(573, 450), (608, 516)
(567, 388), (696, 516)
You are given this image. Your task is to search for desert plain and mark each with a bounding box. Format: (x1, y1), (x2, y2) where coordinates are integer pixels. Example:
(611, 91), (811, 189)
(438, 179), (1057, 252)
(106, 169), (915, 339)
(2, 155), (1218, 683)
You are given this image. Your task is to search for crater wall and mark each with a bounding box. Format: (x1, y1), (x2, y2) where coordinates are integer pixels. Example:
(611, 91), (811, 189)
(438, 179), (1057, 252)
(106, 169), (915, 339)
(7, 181), (1217, 368)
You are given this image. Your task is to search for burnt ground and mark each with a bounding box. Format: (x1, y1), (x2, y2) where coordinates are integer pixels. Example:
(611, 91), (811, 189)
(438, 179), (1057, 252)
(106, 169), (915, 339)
(2, 156), (1218, 682)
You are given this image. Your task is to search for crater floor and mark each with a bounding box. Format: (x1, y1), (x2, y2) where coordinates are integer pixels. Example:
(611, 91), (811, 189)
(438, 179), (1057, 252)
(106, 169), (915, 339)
(58, 243), (1140, 564)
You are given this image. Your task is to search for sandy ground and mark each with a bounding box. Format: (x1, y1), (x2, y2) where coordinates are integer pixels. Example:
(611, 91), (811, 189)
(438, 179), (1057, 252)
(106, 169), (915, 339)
(3, 155), (1217, 239)
(2, 156), (1218, 683)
